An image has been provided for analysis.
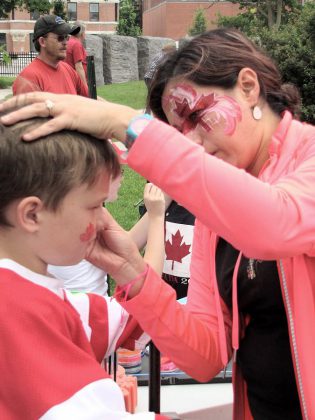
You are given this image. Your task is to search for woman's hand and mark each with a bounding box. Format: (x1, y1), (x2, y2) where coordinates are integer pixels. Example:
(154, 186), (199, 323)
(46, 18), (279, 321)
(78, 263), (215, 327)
(0, 92), (138, 143)
(87, 209), (146, 286)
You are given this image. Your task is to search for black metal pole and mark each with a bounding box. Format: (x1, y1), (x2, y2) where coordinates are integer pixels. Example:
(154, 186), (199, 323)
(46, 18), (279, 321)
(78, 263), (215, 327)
(148, 341), (161, 413)
(86, 55), (97, 100)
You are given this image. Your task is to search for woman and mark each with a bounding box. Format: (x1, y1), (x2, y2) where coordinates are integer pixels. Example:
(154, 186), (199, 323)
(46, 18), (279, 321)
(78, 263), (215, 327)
(1, 28), (315, 420)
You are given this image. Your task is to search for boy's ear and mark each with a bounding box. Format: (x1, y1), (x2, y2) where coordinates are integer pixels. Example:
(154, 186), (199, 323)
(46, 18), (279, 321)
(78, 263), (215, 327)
(237, 67), (260, 107)
(16, 197), (44, 233)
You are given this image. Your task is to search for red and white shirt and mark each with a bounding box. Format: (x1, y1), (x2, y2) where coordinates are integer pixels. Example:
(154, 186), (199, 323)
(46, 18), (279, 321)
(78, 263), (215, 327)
(0, 259), (163, 419)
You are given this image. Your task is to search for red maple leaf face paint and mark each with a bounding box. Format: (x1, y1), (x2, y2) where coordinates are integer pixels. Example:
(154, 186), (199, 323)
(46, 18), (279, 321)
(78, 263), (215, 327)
(163, 84), (242, 136)
(80, 223), (95, 242)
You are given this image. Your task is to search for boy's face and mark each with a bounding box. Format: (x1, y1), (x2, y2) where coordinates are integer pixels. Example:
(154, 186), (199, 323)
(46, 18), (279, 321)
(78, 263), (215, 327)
(106, 172), (123, 203)
(37, 168), (110, 268)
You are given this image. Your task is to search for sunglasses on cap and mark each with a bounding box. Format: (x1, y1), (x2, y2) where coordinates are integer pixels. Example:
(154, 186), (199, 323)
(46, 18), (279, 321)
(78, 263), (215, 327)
(43, 34), (70, 42)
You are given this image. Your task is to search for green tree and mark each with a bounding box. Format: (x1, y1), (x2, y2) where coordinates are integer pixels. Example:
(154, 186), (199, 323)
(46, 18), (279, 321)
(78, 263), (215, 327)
(0, 0), (51, 19)
(52, 0), (67, 21)
(257, 3), (315, 122)
(217, 9), (261, 37)
(116, 0), (141, 37)
(217, 2), (315, 123)
(189, 8), (207, 36)
(0, 45), (11, 65)
(227, 0), (301, 31)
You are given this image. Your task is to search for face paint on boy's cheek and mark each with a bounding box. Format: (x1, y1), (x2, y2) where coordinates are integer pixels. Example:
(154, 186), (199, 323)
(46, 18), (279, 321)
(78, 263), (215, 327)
(80, 223), (96, 242)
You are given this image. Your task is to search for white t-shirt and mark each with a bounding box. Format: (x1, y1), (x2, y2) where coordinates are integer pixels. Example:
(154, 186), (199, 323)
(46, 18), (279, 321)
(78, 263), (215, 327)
(48, 260), (108, 296)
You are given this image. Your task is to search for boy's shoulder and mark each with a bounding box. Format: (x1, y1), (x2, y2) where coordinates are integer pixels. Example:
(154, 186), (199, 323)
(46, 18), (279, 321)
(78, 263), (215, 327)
(0, 265), (70, 319)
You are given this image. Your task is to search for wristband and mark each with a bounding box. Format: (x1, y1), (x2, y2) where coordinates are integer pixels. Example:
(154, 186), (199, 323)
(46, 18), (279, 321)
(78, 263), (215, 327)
(125, 114), (153, 150)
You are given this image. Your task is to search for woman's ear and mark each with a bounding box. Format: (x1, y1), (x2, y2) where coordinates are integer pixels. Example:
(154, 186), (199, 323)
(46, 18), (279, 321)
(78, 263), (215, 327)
(237, 67), (260, 107)
(16, 197), (44, 233)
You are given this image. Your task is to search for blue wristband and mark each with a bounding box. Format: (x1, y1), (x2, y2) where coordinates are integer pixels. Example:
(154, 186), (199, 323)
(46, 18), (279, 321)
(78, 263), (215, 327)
(125, 114), (153, 150)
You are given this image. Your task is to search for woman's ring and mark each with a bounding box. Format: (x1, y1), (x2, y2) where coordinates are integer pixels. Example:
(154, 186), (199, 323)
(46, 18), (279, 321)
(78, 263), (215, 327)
(45, 99), (55, 117)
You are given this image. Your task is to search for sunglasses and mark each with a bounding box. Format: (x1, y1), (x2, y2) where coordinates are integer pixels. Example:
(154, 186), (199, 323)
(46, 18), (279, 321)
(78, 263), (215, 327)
(43, 34), (70, 42)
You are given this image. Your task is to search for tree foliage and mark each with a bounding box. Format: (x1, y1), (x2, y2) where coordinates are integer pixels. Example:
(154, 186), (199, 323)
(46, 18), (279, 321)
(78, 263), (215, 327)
(52, 0), (67, 21)
(189, 8), (208, 36)
(0, 45), (11, 65)
(116, 0), (141, 37)
(0, 0), (51, 19)
(217, 2), (315, 123)
(227, 0), (301, 31)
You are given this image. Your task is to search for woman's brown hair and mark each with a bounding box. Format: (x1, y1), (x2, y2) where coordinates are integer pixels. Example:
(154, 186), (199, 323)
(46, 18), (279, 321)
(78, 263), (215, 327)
(148, 28), (301, 121)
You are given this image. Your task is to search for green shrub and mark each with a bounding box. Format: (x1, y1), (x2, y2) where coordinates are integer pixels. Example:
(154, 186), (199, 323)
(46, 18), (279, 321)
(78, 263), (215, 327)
(0, 77), (15, 89)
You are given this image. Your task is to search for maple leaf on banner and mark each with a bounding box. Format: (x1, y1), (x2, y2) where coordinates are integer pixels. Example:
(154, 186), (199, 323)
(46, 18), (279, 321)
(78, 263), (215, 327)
(165, 230), (191, 270)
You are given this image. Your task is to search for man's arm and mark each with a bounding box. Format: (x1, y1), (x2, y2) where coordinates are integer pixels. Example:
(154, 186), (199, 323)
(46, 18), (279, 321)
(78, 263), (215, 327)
(75, 61), (88, 85)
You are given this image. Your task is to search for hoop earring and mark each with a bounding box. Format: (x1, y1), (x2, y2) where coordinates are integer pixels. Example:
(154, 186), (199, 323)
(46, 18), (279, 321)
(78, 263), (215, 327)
(252, 105), (262, 121)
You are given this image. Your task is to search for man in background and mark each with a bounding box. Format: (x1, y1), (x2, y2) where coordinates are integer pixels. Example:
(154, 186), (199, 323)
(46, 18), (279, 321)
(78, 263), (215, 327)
(13, 15), (89, 97)
(65, 21), (88, 88)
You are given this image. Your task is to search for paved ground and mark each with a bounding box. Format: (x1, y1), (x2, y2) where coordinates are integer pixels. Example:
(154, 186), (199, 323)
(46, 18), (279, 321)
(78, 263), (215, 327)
(0, 88), (12, 101)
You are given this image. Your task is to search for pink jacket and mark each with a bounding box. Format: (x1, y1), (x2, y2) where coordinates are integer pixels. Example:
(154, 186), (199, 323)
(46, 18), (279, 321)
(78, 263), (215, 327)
(123, 111), (315, 419)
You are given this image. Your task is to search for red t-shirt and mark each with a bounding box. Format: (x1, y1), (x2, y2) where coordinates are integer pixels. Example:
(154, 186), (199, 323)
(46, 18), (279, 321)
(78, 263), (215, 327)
(13, 57), (89, 97)
(65, 36), (87, 76)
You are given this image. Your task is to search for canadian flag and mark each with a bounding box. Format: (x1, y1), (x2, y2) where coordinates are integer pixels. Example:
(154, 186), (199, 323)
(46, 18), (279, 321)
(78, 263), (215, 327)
(163, 221), (194, 277)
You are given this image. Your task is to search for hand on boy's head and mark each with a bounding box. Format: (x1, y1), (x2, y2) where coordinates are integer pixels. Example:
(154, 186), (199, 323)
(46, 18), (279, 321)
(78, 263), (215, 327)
(86, 209), (146, 285)
(0, 92), (139, 143)
(143, 183), (166, 217)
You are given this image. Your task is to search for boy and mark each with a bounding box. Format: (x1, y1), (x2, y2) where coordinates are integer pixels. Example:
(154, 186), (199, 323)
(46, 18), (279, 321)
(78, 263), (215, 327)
(0, 113), (167, 419)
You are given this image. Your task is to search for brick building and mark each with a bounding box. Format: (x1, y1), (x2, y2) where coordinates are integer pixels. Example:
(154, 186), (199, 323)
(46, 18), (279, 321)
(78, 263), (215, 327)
(0, 0), (119, 53)
(142, 0), (240, 40)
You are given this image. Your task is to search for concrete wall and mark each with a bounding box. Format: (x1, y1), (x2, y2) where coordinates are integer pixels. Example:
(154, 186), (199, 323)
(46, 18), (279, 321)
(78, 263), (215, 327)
(85, 34), (177, 85)
(100, 34), (139, 84)
(137, 36), (175, 80)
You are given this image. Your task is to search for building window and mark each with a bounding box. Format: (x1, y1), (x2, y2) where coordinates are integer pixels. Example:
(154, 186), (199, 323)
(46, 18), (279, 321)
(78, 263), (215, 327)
(30, 33), (37, 52)
(89, 3), (99, 22)
(30, 10), (40, 20)
(0, 33), (6, 47)
(68, 2), (77, 21)
(115, 3), (119, 21)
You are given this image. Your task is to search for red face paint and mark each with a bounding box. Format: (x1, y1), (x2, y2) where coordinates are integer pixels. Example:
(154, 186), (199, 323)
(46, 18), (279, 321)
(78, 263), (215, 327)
(163, 84), (242, 136)
(80, 223), (95, 242)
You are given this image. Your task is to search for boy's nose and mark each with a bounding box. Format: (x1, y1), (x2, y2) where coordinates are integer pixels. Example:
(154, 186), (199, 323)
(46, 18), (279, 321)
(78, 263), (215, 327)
(96, 208), (107, 231)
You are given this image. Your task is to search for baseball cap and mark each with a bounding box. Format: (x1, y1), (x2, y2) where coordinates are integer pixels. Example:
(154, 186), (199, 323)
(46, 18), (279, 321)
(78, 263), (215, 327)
(33, 15), (80, 41)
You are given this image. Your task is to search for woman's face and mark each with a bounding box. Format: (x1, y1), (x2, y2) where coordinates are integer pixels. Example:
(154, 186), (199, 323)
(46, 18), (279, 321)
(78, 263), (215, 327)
(162, 79), (262, 171)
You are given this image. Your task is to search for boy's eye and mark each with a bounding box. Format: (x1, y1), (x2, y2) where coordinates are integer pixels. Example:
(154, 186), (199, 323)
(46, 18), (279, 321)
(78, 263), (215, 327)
(92, 202), (105, 210)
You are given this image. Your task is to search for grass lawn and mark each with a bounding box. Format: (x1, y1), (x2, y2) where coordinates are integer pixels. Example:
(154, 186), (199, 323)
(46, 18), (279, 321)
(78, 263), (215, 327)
(97, 81), (148, 229)
(0, 76), (15, 89)
(97, 80), (147, 110)
(106, 166), (146, 230)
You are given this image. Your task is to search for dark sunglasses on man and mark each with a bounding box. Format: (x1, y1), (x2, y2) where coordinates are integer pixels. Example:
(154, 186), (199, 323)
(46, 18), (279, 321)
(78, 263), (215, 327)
(43, 34), (70, 43)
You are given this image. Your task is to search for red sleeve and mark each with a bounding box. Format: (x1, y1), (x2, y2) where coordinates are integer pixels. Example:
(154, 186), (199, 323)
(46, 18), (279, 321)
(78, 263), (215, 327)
(72, 42), (85, 64)
(12, 72), (42, 95)
(120, 265), (224, 383)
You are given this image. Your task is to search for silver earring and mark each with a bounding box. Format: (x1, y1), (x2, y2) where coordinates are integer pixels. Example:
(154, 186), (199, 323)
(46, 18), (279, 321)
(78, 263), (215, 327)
(252, 105), (262, 120)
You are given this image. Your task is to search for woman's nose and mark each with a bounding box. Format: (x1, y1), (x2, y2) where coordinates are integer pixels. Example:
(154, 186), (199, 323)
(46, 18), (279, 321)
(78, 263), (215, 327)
(185, 128), (204, 146)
